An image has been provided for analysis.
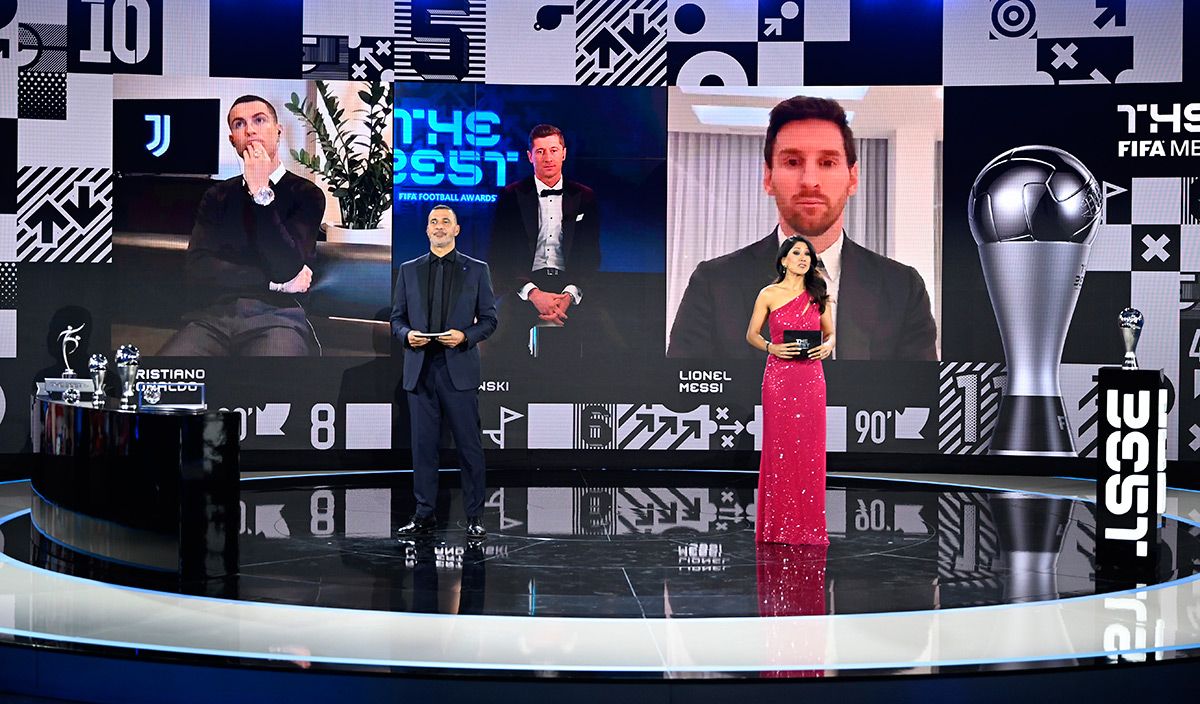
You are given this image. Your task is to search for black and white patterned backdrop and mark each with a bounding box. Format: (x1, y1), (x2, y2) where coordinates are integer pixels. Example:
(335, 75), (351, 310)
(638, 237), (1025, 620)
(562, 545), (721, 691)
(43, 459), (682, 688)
(0, 0), (1196, 472)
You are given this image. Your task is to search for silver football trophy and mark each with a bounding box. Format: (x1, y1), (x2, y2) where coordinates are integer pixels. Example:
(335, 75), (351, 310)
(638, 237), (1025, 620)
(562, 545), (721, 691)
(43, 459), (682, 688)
(1119, 308), (1144, 370)
(115, 344), (141, 410)
(968, 146), (1103, 456)
(88, 353), (108, 404)
(44, 323), (95, 400)
(57, 323), (85, 378)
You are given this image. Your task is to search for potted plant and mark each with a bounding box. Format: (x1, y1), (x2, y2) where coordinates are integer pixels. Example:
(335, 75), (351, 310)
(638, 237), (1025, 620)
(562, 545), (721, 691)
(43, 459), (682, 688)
(285, 81), (393, 245)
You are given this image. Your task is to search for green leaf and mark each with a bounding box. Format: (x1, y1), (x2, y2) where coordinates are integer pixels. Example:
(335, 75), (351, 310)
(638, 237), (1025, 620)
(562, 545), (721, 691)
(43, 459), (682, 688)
(285, 80), (394, 223)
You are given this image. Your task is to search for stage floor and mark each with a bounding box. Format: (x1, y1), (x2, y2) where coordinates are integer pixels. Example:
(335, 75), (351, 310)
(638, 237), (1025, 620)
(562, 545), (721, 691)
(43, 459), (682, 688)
(2, 470), (1199, 678)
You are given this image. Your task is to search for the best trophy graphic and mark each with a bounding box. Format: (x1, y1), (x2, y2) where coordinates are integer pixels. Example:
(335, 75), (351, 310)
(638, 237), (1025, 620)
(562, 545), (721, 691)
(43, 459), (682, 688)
(968, 146), (1103, 456)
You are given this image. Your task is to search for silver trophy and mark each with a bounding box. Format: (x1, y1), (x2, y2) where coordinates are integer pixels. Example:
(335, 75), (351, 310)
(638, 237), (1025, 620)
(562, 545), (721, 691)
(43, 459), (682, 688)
(114, 344), (141, 410)
(1119, 308), (1144, 370)
(88, 353), (108, 404)
(57, 323), (86, 378)
(969, 146), (1103, 457)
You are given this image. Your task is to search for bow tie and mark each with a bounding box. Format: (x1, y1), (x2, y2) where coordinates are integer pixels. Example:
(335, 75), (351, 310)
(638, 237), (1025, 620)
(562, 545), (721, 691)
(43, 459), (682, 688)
(539, 188), (563, 198)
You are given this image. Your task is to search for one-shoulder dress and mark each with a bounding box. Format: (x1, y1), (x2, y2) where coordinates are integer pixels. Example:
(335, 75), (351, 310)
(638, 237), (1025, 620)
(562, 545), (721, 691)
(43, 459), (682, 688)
(756, 292), (828, 546)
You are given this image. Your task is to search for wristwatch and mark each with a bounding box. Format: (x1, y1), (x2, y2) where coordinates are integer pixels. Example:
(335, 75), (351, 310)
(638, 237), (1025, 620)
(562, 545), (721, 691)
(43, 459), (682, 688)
(252, 185), (275, 206)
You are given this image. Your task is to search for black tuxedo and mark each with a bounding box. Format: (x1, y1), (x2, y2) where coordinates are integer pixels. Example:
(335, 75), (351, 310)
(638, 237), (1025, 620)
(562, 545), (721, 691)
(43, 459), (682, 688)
(488, 175), (601, 297)
(391, 249), (498, 519)
(668, 230), (937, 361)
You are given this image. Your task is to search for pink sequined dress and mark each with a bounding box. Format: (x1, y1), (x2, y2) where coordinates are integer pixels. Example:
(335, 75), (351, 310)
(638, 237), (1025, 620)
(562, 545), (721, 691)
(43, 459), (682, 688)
(756, 292), (828, 545)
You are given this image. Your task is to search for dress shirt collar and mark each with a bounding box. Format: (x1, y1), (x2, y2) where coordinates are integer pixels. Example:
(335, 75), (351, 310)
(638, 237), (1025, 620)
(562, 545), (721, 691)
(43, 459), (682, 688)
(241, 163), (287, 189)
(818, 230), (845, 285)
(431, 248), (458, 264)
(535, 177), (563, 195)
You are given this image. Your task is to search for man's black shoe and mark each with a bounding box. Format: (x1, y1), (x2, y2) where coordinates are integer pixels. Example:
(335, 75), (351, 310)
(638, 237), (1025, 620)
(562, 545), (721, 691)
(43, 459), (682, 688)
(396, 514), (437, 537)
(466, 516), (487, 539)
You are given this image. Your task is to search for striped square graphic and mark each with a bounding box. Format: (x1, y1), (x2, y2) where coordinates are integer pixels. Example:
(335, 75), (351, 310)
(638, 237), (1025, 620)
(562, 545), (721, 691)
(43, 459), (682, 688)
(302, 35), (350, 79)
(394, 0), (485, 82)
(1184, 177), (1199, 225)
(576, 0), (666, 86)
(16, 166), (112, 263)
(939, 362), (1005, 455)
(17, 23), (69, 73)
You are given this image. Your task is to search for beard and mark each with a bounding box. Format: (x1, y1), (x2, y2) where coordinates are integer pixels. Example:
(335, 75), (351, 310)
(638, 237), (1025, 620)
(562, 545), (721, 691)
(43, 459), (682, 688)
(780, 192), (849, 239)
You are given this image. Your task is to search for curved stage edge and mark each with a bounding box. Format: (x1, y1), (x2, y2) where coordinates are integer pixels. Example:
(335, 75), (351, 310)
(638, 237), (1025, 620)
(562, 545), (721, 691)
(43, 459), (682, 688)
(1, 471), (1200, 703)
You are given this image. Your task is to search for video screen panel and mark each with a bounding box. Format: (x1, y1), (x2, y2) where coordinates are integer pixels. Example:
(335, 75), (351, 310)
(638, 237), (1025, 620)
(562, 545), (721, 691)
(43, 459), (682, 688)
(0, 0), (1195, 469)
(110, 77), (393, 363)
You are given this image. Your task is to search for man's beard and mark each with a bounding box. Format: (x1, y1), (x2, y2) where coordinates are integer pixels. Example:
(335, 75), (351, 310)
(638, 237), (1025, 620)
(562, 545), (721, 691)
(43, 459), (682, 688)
(782, 194), (848, 239)
(785, 209), (840, 239)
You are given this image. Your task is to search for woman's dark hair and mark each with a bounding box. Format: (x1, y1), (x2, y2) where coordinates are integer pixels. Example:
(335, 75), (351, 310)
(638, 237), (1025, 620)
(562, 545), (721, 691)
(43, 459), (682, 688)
(773, 235), (829, 313)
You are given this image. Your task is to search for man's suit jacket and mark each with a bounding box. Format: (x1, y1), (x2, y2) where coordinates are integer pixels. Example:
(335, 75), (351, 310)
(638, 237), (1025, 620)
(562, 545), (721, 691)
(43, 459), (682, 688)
(487, 176), (601, 297)
(667, 230), (937, 361)
(391, 251), (498, 392)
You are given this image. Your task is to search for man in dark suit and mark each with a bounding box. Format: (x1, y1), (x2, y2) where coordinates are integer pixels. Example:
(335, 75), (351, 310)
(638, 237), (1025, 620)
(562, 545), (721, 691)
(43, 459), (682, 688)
(160, 95), (322, 356)
(487, 124), (600, 355)
(392, 204), (498, 539)
(668, 96), (936, 361)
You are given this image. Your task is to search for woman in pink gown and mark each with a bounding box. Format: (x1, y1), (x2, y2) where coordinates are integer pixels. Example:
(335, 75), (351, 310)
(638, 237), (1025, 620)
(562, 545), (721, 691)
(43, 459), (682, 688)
(745, 235), (835, 545)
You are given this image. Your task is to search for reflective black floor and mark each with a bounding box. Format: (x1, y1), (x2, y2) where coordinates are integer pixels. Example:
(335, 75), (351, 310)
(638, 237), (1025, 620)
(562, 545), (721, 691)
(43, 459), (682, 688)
(6, 471), (1200, 618)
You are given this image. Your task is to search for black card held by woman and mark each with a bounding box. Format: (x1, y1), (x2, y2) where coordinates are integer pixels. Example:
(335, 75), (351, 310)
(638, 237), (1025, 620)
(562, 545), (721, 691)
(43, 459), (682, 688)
(784, 330), (823, 352)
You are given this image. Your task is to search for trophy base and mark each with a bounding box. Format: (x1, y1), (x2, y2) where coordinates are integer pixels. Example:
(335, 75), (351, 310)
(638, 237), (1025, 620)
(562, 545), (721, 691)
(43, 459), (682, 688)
(988, 395), (1077, 457)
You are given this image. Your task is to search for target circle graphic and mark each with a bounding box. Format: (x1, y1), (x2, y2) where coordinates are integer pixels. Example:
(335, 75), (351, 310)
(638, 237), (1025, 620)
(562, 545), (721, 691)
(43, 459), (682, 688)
(991, 0), (1037, 39)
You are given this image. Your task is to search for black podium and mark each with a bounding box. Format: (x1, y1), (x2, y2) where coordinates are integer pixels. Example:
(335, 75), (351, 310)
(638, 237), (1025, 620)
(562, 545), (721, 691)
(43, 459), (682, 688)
(1095, 367), (1168, 582)
(29, 396), (240, 589)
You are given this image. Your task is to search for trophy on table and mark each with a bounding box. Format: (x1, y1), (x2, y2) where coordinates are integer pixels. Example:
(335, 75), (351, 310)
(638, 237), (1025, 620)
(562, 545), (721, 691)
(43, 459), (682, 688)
(1119, 308), (1143, 370)
(115, 344), (141, 410)
(43, 323), (95, 403)
(57, 323), (85, 378)
(968, 146), (1104, 456)
(88, 354), (109, 405)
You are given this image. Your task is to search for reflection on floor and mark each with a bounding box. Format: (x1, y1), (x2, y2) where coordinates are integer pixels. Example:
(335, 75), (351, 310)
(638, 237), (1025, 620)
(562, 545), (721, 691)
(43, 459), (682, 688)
(1, 470), (1199, 678)
(20, 475), (1196, 617)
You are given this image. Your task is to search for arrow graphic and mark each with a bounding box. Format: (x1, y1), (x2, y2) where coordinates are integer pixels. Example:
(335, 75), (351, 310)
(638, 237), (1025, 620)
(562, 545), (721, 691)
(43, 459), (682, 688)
(644, 415), (677, 448)
(618, 12), (658, 54)
(62, 185), (106, 227)
(1093, 0), (1126, 29)
(28, 201), (70, 246)
(764, 17), (783, 37)
(1102, 181), (1129, 199)
(619, 412), (657, 449)
(668, 419), (702, 450)
(667, 489), (702, 521)
(583, 28), (624, 72)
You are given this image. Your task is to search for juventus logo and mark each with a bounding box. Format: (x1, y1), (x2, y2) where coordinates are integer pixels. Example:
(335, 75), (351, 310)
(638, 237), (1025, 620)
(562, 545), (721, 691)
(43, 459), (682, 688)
(143, 114), (170, 157)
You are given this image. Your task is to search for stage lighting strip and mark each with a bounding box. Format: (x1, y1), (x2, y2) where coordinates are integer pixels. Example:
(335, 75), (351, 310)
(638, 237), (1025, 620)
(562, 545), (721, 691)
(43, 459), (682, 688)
(0, 478), (1198, 673)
